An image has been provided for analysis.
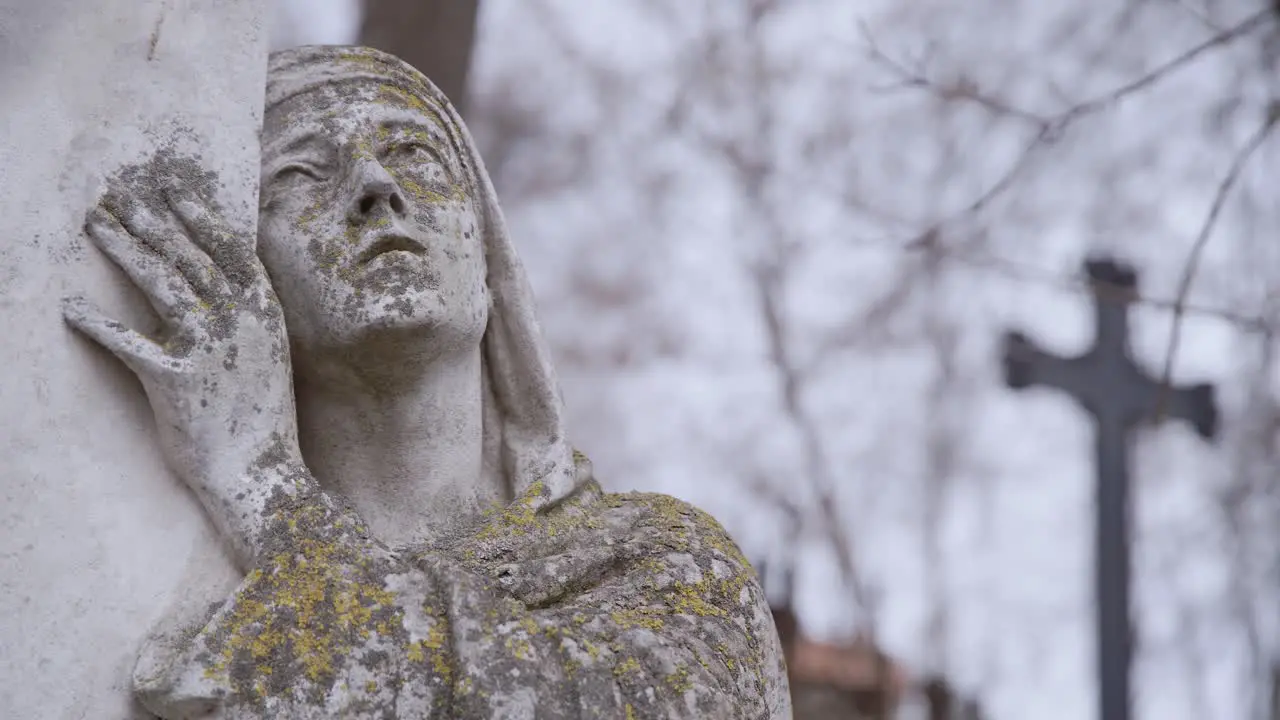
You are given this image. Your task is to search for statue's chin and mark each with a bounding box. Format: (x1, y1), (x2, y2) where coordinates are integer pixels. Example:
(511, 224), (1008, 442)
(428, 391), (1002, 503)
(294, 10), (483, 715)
(312, 291), (486, 359)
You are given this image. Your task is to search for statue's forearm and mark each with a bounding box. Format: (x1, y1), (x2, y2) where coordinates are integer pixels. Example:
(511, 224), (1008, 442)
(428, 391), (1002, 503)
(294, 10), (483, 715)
(185, 459), (295, 571)
(184, 433), (363, 571)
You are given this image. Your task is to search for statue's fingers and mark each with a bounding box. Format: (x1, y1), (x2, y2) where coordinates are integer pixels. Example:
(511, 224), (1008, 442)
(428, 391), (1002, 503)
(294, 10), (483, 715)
(98, 195), (229, 301)
(85, 207), (197, 323)
(162, 189), (261, 291)
(61, 296), (170, 377)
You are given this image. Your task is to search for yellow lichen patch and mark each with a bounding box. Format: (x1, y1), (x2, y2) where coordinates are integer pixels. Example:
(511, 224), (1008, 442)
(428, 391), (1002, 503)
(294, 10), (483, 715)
(690, 506), (753, 569)
(376, 85), (448, 130)
(640, 557), (666, 575)
(667, 581), (726, 618)
(406, 642), (425, 663)
(333, 51), (446, 114)
(421, 612), (447, 651)
(397, 175), (466, 206)
(471, 480), (544, 541)
(201, 498), (409, 701)
(609, 609), (666, 631)
(519, 615), (539, 636)
(250, 626), (285, 660)
(665, 665), (694, 694)
(413, 608), (454, 680)
(504, 635), (534, 661)
(613, 657), (641, 677)
(457, 676), (475, 696)
(431, 651), (453, 681)
(336, 49), (389, 73)
(468, 479), (612, 552)
(694, 650), (711, 671)
(295, 203), (321, 229)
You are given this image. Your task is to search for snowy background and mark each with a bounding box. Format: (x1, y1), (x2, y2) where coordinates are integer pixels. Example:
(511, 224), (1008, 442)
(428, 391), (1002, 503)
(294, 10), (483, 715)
(273, 2), (1280, 718)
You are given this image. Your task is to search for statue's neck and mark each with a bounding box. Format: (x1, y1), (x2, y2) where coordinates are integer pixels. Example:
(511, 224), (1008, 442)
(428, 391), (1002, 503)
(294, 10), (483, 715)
(292, 345), (503, 547)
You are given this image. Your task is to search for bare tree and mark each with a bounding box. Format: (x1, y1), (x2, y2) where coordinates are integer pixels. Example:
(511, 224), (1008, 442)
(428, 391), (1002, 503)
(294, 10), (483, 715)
(470, 0), (1280, 717)
(359, 0), (480, 114)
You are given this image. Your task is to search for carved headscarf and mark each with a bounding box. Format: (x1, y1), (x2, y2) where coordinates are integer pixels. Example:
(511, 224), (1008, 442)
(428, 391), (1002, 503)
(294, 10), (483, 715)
(264, 46), (581, 512)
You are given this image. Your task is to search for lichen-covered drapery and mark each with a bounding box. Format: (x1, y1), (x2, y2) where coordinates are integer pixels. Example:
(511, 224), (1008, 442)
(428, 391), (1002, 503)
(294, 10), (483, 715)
(140, 454), (789, 718)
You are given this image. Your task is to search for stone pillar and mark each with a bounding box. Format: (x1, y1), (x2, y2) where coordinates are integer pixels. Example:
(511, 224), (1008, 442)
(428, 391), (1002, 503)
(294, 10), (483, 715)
(0, 1), (266, 716)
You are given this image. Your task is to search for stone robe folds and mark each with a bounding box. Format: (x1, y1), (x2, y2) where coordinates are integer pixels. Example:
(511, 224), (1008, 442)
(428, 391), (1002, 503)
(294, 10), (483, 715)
(139, 454), (790, 718)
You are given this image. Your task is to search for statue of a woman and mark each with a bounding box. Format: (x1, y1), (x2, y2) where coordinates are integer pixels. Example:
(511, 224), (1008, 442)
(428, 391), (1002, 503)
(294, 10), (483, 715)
(63, 46), (790, 719)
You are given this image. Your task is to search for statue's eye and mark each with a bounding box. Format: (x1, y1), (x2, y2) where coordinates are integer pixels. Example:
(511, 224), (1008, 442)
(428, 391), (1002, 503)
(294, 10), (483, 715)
(274, 163), (326, 183)
(389, 141), (436, 162)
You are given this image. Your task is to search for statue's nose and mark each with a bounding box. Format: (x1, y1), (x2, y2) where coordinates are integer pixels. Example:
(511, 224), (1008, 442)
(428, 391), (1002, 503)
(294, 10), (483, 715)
(348, 158), (407, 220)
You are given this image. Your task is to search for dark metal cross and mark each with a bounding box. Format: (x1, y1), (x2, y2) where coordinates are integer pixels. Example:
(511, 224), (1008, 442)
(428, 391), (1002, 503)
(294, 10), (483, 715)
(1000, 257), (1219, 720)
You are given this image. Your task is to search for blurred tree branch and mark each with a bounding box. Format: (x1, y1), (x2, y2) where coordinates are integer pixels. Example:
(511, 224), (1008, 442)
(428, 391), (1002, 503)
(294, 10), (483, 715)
(471, 2), (1280, 714)
(1157, 107), (1278, 417)
(860, 7), (1274, 238)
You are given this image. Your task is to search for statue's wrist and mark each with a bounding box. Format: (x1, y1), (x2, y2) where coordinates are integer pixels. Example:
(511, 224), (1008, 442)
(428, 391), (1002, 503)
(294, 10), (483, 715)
(187, 431), (304, 488)
(182, 436), (312, 569)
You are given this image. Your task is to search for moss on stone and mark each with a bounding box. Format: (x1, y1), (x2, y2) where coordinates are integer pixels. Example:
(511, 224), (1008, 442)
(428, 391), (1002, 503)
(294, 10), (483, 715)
(176, 450), (782, 717)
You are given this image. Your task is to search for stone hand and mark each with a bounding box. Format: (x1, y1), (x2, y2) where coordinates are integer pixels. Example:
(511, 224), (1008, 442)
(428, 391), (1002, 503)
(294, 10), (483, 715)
(63, 176), (301, 561)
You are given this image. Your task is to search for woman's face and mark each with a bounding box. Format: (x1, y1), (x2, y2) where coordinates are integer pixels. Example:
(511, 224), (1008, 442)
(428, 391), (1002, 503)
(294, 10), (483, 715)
(257, 80), (488, 356)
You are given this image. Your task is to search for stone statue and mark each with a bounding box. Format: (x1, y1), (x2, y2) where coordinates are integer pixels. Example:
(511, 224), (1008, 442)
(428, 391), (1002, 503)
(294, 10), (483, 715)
(62, 46), (790, 719)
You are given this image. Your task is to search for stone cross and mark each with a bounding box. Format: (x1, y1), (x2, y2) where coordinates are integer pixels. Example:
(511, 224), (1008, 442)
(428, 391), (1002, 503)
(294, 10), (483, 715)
(0, 1), (265, 716)
(1001, 257), (1219, 720)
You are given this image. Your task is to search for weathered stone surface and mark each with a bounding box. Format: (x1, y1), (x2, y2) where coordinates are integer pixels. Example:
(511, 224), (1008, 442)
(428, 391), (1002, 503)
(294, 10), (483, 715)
(0, 2), (265, 717)
(56, 44), (791, 718)
(142, 457), (790, 718)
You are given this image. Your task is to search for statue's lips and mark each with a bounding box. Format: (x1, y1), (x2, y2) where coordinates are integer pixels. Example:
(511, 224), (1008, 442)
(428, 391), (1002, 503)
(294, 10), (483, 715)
(357, 233), (428, 266)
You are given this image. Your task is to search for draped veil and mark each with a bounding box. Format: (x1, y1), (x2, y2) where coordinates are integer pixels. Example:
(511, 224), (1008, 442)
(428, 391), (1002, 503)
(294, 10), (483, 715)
(264, 45), (582, 513)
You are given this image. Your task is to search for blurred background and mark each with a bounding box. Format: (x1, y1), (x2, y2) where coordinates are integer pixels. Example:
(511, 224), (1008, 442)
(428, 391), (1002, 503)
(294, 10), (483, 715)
(271, 1), (1280, 718)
